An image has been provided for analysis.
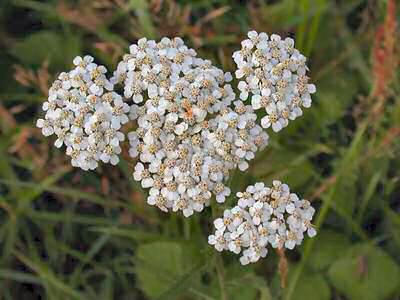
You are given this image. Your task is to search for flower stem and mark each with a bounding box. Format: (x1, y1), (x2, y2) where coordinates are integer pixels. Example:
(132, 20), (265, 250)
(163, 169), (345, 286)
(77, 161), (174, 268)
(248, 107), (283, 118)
(216, 254), (227, 300)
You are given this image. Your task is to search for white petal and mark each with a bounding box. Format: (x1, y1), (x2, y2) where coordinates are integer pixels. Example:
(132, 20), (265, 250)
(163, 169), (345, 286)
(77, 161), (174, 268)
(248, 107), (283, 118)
(260, 116), (271, 128)
(307, 84), (316, 94)
(308, 227), (317, 237)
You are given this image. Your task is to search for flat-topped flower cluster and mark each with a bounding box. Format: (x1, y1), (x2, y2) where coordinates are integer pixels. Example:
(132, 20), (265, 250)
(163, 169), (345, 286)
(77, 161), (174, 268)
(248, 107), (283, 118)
(233, 31), (316, 132)
(208, 181), (316, 264)
(36, 30), (317, 263)
(111, 37), (269, 216)
(36, 56), (129, 170)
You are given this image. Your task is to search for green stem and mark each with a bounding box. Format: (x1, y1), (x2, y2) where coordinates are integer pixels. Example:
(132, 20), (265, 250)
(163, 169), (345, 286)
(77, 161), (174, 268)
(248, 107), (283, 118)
(183, 218), (191, 240)
(216, 254), (227, 300)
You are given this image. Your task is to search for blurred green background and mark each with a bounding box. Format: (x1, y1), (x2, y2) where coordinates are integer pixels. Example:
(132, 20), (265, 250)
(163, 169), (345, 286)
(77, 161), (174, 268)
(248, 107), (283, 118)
(0, 0), (399, 299)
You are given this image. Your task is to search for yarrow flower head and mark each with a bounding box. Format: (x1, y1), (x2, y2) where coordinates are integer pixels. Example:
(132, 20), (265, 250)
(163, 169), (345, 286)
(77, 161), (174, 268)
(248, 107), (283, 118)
(36, 31), (318, 265)
(112, 37), (269, 216)
(36, 55), (129, 170)
(233, 31), (316, 132)
(36, 31), (316, 223)
(208, 180), (317, 265)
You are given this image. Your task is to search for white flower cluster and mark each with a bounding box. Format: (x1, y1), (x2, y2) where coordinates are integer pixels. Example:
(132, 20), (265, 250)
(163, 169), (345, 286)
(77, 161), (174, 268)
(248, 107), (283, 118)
(233, 31), (316, 132)
(110, 37), (269, 216)
(37, 32), (317, 223)
(36, 56), (129, 170)
(208, 180), (316, 265)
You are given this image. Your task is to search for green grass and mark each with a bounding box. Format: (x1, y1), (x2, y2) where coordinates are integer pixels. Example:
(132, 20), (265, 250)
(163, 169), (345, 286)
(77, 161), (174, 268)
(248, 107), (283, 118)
(0, 0), (399, 299)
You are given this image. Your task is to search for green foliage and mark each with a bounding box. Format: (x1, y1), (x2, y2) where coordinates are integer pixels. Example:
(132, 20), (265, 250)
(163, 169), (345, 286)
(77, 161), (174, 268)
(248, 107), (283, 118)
(283, 267), (331, 300)
(10, 31), (81, 69)
(135, 241), (204, 299)
(309, 230), (351, 271)
(312, 70), (359, 127)
(328, 243), (400, 300)
(0, 0), (399, 299)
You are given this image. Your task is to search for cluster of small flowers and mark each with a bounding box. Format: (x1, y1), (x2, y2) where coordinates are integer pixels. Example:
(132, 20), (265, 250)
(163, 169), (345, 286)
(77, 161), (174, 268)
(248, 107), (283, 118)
(110, 37), (269, 216)
(208, 180), (316, 265)
(233, 31), (316, 132)
(36, 56), (129, 170)
(36, 32), (316, 220)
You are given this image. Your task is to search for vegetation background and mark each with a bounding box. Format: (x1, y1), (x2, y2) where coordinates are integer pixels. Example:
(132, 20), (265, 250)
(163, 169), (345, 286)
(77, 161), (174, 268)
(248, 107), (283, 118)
(0, 0), (399, 299)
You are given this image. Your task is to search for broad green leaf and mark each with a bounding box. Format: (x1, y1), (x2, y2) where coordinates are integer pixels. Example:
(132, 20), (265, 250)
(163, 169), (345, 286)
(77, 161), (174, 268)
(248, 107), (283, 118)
(281, 267), (330, 300)
(309, 229), (351, 271)
(292, 274), (330, 300)
(208, 263), (271, 300)
(233, 274), (272, 300)
(328, 243), (400, 300)
(135, 241), (204, 299)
